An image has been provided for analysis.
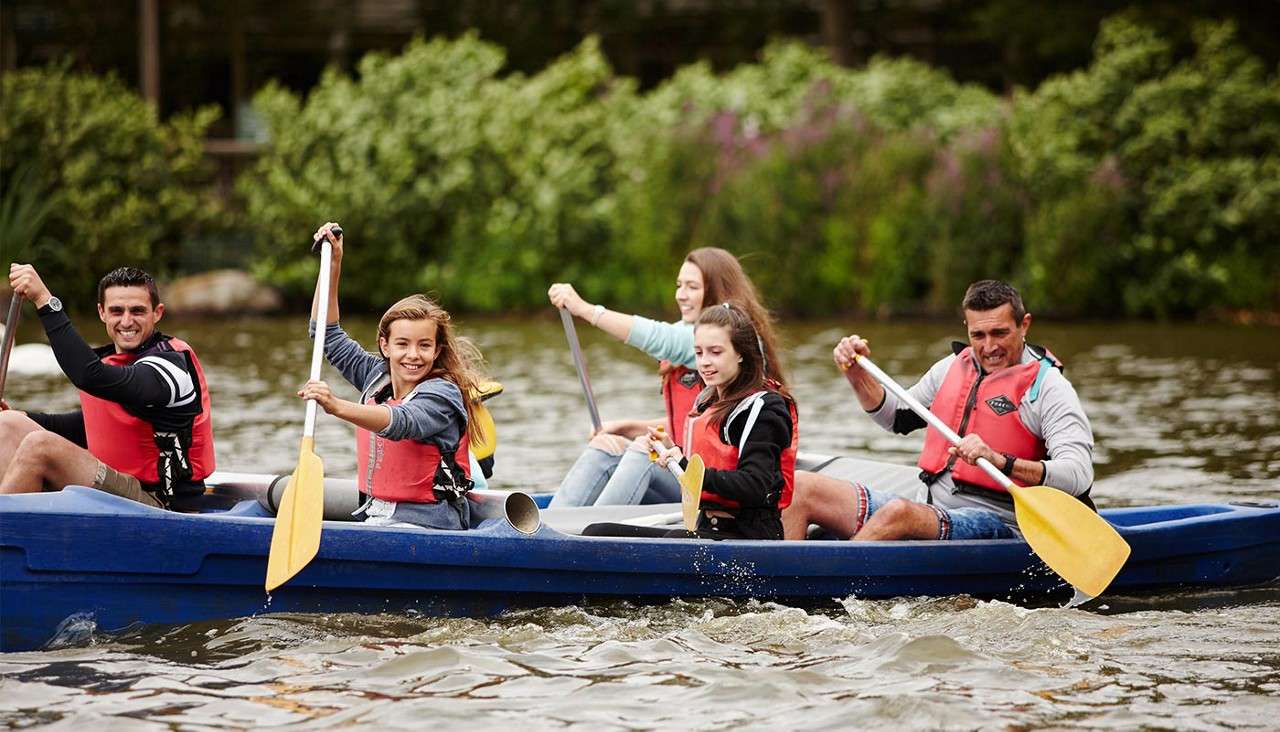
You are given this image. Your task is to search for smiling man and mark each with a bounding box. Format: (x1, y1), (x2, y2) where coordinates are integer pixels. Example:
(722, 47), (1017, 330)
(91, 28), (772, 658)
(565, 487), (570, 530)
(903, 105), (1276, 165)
(0, 265), (215, 509)
(782, 280), (1095, 541)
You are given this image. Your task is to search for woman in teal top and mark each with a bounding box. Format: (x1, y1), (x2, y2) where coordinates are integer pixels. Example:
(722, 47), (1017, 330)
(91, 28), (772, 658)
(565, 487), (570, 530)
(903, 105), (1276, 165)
(548, 247), (780, 507)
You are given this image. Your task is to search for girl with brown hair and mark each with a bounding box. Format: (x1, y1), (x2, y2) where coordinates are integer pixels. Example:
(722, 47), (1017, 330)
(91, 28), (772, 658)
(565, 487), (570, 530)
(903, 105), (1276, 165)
(547, 247), (785, 508)
(296, 222), (485, 530)
(583, 302), (799, 540)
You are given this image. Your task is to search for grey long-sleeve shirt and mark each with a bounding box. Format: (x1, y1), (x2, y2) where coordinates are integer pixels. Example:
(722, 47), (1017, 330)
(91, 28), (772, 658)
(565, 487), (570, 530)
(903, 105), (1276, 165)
(311, 322), (467, 448)
(867, 344), (1095, 524)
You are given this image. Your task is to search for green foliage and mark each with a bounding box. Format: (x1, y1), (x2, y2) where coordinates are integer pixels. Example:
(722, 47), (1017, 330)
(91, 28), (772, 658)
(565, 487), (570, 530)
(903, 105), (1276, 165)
(238, 20), (1278, 319)
(642, 43), (1001, 140)
(608, 42), (1006, 318)
(240, 34), (635, 311)
(0, 163), (61, 265)
(0, 63), (219, 300)
(1012, 18), (1280, 317)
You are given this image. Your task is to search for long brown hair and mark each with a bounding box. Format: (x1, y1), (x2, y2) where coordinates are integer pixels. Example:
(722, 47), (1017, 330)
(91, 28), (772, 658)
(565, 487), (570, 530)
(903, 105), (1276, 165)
(694, 302), (793, 429)
(377, 294), (486, 444)
(683, 247), (787, 385)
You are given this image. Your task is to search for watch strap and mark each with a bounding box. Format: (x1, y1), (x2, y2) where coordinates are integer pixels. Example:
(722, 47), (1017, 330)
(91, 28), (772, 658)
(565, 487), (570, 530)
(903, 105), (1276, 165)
(1000, 453), (1017, 476)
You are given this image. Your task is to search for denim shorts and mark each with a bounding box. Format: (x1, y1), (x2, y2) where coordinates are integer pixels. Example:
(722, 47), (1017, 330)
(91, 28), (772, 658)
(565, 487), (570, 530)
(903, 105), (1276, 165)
(853, 483), (1015, 540)
(355, 496), (470, 531)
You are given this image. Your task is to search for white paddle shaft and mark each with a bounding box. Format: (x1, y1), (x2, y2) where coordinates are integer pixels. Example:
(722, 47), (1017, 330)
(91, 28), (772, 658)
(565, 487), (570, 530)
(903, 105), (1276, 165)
(854, 355), (1014, 490)
(304, 242), (333, 438)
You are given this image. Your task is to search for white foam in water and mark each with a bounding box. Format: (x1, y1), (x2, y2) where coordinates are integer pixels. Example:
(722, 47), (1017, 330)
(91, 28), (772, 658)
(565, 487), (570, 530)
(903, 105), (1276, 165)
(46, 612), (98, 648)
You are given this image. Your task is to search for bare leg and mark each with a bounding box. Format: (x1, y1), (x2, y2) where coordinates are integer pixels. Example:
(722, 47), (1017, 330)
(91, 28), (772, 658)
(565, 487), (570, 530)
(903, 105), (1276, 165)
(588, 432), (630, 455)
(0, 411), (44, 476)
(782, 470), (864, 540)
(0, 430), (100, 494)
(852, 498), (941, 541)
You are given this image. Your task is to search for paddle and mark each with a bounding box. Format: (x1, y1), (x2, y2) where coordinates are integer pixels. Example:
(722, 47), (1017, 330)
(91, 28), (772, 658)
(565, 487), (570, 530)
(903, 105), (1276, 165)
(558, 306), (602, 434)
(0, 295), (21, 401)
(851, 354), (1130, 598)
(664, 453), (704, 531)
(467, 381), (503, 461)
(264, 226), (340, 592)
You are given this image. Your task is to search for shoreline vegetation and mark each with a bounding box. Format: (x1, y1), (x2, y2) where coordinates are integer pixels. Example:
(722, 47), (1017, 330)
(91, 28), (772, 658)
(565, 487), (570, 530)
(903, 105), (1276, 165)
(2, 17), (1277, 322)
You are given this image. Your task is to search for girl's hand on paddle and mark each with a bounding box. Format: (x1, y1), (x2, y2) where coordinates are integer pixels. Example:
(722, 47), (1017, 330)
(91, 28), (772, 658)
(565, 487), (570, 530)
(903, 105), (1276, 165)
(646, 425), (673, 451)
(949, 434), (998, 467)
(297, 379), (341, 415)
(312, 222), (344, 262)
(833, 335), (871, 373)
(547, 283), (591, 320)
(655, 444), (683, 469)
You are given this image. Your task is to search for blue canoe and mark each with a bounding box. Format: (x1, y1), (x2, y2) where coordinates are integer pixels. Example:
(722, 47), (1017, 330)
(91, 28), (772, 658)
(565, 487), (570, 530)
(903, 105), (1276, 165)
(2, 456), (1278, 653)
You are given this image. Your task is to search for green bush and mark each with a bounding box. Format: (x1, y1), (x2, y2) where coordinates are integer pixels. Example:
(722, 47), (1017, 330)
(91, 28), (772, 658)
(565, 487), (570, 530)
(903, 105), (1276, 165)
(0, 63), (219, 301)
(239, 21), (1279, 319)
(920, 127), (1027, 313)
(240, 34), (1007, 316)
(1011, 19), (1280, 317)
(239, 34), (636, 311)
(607, 43), (1006, 317)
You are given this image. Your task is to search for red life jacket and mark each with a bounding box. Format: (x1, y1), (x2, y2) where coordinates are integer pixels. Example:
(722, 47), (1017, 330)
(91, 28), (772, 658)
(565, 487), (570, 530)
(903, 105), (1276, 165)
(79, 336), (216, 499)
(683, 387), (798, 511)
(661, 363), (703, 447)
(918, 345), (1061, 493)
(355, 374), (472, 504)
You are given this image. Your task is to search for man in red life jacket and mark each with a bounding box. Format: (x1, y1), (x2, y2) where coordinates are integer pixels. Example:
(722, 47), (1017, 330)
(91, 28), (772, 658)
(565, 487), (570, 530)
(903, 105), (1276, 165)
(0, 265), (215, 510)
(782, 280), (1095, 541)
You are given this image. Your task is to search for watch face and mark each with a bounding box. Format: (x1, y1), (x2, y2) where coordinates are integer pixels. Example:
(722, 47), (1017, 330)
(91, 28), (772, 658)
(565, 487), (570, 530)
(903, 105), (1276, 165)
(46, 297), (62, 312)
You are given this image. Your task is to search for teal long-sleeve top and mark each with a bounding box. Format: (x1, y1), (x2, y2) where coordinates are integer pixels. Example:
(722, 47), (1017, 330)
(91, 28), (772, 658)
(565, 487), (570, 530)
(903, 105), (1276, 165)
(624, 316), (696, 369)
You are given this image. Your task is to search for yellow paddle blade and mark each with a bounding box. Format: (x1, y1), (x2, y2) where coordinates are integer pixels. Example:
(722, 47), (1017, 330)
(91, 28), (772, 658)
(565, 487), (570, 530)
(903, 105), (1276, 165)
(265, 437), (325, 592)
(1010, 485), (1131, 598)
(680, 454), (705, 532)
(469, 401), (498, 460)
(472, 380), (504, 402)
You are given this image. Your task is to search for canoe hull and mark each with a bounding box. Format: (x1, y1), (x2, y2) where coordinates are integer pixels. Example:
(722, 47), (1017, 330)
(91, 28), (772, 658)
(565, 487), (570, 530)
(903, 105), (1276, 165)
(3, 488), (1278, 652)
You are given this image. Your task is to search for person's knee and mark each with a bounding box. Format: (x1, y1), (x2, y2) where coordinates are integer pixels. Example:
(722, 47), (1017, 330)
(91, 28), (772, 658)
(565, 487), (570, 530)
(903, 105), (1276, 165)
(0, 411), (37, 439)
(587, 432), (625, 454)
(13, 429), (62, 464)
(875, 498), (918, 527)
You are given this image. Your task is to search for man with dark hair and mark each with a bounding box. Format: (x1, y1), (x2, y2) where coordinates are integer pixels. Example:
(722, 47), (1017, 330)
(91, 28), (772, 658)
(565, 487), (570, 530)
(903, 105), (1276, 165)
(782, 279), (1095, 540)
(0, 263), (216, 509)
(96, 266), (161, 308)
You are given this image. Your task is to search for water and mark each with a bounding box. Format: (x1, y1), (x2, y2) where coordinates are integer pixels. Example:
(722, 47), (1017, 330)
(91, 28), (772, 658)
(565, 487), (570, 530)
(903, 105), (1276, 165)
(2, 315), (1278, 729)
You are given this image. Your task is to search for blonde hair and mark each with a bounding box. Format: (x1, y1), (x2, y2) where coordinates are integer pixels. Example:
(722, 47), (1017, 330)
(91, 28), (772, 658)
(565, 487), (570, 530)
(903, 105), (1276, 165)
(377, 294), (486, 444)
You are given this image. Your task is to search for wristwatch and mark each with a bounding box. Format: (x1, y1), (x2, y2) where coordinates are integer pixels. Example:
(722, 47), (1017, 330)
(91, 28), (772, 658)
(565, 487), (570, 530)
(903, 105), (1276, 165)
(39, 296), (63, 313)
(1001, 453), (1017, 476)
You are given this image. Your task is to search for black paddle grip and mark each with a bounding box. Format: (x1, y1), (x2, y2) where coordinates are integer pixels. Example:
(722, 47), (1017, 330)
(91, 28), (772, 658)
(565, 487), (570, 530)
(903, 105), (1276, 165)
(310, 225), (343, 254)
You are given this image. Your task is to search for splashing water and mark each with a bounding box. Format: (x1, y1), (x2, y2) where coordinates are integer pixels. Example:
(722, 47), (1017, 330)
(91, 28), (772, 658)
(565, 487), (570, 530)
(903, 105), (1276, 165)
(1062, 587), (1095, 609)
